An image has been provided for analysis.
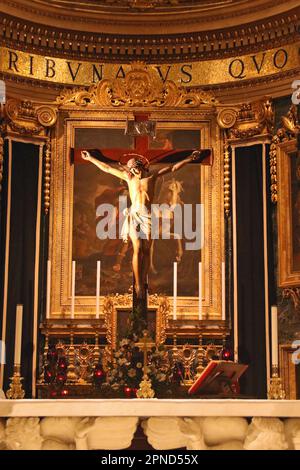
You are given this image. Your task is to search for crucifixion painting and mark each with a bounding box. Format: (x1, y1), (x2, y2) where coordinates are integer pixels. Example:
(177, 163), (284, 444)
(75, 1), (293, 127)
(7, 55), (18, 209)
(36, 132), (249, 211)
(73, 114), (212, 313)
(81, 148), (210, 300)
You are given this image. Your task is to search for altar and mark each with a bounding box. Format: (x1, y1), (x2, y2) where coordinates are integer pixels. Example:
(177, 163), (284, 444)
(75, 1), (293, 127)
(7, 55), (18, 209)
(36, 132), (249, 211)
(1, 398), (300, 418)
(0, 399), (300, 450)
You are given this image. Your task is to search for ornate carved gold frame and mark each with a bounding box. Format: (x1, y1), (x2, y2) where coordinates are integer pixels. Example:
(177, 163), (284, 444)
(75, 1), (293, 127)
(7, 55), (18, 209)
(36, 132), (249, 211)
(277, 139), (300, 287)
(50, 108), (223, 319)
(103, 294), (170, 349)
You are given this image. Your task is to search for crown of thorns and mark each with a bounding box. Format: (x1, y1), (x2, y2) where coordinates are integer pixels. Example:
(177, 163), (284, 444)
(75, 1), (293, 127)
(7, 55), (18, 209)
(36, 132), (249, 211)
(119, 153), (150, 170)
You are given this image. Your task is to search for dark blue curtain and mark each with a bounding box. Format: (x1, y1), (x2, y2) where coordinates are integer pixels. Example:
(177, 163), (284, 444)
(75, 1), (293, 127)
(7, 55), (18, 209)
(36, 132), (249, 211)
(235, 144), (267, 398)
(0, 140), (8, 340)
(2, 141), (39, 397)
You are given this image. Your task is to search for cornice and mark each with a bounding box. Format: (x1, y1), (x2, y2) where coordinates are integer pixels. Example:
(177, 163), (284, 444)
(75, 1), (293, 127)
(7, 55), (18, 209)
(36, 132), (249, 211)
(1, 0), (299, 34)
(0, 9), (298, 63)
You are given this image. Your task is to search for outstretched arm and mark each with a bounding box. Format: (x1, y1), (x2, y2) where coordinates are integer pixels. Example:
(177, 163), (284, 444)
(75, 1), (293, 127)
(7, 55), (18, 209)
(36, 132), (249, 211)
(81, 151), (127, 180)
(153, 150), (205, 178)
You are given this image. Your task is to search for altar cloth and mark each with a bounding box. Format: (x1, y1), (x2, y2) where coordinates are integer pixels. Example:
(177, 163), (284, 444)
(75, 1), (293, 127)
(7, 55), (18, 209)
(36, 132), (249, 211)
(0, 399), (299, 418)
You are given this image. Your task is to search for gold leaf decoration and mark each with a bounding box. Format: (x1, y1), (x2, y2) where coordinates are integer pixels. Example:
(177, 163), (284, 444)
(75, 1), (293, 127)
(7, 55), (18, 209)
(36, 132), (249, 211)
(36, 106), (57, 128)
(57, 62), (216, 108)
(270, 104), (299, 204)
(217, 108), (237, 129)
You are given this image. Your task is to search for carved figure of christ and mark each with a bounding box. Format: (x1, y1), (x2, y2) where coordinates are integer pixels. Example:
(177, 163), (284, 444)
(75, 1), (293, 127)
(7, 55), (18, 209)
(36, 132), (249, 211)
(81, 148), (211, 299)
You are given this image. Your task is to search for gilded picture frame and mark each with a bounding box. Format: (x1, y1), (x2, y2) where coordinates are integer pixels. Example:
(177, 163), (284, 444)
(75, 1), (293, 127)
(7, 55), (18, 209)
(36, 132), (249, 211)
(49, 104), (224, 320)
(103, 294), (170, 349)
(277, 139), (300, 287)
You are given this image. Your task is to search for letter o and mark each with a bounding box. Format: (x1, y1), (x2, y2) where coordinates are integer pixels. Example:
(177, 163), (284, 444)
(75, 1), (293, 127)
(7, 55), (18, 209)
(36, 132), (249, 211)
(229, 59), (246, 79)
(273, 49), (288, 69)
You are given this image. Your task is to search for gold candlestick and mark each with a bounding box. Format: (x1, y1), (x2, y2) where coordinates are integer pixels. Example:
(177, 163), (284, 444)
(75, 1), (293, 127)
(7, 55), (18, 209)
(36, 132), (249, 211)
(6, 364), (25, 399)
(93, 332), (100, 367)
(38, 331), (49, 383)
(66, 331), (77, 383)
(195, 334), (205, 379)
(267, 365), (286, 400)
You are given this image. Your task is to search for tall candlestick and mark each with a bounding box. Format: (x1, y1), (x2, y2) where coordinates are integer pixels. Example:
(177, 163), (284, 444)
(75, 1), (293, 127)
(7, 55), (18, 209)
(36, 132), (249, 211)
(96, 260), (101, 319)
(71, 260), (76, 319)
(173, 261), (177, 321)
(46, 260), (51, 320)
(222, 262), (226, 321)
(271, 305), (278, 366)
(198, 262), (202, 321)
(14, 305), (23, 365)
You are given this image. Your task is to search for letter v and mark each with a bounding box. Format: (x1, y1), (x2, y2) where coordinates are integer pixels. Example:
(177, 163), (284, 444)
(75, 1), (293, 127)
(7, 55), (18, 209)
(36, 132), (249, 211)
(67, 62), (82, 82)
(156, 65), (172, 83)
(251, 53), (266, 73)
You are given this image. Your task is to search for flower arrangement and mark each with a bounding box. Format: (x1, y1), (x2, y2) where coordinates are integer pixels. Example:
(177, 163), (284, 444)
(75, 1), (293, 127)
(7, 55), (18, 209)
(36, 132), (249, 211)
(101, 334), (176, 397)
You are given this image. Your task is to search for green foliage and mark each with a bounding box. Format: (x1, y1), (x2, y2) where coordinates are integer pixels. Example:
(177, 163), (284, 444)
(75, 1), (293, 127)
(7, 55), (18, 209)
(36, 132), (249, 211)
(125, 306), (147, 338)
(102, 336), (177, 397)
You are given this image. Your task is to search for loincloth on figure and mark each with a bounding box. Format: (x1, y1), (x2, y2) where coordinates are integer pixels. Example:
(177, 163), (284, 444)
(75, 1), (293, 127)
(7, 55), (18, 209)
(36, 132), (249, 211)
(121, 206), (152, 242)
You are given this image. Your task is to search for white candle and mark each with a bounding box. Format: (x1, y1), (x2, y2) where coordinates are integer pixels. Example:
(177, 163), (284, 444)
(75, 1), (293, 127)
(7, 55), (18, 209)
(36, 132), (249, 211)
(271, 305), (278, 366)
(198, 261), (202, 321)
(222, 261), (226, 321)
(96, 260), (101, 319)
(173, 261), (177, 321)
(71, 260), (76, 319)
(14, 305), (23, 365)
(46, 260), (51, 320)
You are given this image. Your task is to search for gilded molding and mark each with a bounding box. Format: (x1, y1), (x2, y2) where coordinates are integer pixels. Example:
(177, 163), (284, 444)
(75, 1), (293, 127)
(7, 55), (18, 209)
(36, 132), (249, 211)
(36, 106), (57, 128)
(1, 0), (297, 36)
(217, 108), (237, 129)
(228, 97), (274, 140)
(149, 294), (170, 345)
(223, 142), (231, 217)
(3, 99), (57, 136)
(0, 7), (298, 63)
(103, 293), (170, 350)
(270, 104), (299, 204)
(216, 111), (233, 217)
(269, 140), (278, 203)
(123, 0), (168, 8)
(44, 138), (51, 214)
(56, 62), (217, 108)
(1, 42), (299, 88)
(217, 99), (274, 215)
(103, 296), (115, 347)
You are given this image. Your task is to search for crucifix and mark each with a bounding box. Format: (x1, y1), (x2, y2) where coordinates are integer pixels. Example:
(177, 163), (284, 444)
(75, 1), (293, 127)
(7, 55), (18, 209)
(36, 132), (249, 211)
(74, 114), (212, 320)
(136, 330), (155, 399)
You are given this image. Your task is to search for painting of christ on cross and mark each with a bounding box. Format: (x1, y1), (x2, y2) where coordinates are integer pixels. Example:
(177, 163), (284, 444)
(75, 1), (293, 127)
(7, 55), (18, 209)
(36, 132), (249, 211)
(72, 116), (212, 302)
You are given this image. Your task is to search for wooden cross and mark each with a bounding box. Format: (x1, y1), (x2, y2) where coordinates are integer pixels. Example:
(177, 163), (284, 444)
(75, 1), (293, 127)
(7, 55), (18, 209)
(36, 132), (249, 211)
(73, 114), (212, 166)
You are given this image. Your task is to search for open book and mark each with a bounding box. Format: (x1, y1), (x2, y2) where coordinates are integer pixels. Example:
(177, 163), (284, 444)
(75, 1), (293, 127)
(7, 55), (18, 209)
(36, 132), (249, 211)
(188, 361), (248, 396)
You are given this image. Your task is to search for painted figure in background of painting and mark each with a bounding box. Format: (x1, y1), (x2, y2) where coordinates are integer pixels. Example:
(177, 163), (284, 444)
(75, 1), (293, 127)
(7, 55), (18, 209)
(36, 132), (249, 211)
(150, 177), (184, 274)
(81, 149), (204, 299)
